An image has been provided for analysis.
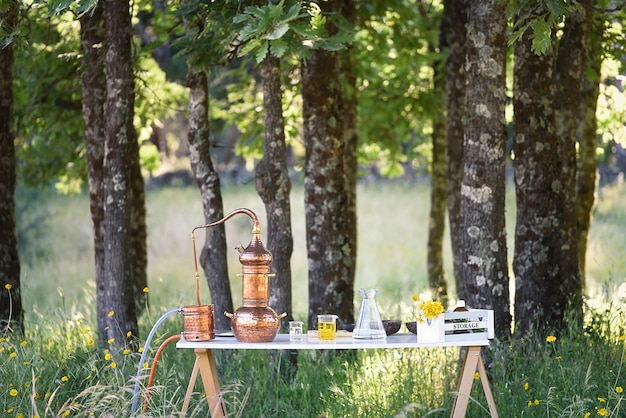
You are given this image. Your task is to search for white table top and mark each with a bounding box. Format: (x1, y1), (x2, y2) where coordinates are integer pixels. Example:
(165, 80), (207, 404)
(176, 332), (490, 350)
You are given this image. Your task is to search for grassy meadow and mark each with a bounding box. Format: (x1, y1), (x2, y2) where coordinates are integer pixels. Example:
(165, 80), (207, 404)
(3, 180), (626, 417)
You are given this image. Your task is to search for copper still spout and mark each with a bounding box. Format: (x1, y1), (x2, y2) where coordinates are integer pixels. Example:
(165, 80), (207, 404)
(191, 208), (284, 343)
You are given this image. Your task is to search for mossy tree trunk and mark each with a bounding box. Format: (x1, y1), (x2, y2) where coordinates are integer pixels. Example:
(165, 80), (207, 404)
(460, 0), (511, 338)
(99, 0), (140, 351)
(514, 5), (589, 335)
(443, 0), (468, 301)
(256, 54), (294, 329)
(303, 0), (355, 329)
(80, 3), (107, 332)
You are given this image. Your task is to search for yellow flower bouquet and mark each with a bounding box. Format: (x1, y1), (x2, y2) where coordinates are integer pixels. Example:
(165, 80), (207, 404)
(414, 297), (446, 342)
(411, 294), (444, 324)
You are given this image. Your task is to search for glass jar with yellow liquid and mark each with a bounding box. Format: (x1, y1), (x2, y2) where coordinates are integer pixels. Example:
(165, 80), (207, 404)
(317, 314), (338, 340)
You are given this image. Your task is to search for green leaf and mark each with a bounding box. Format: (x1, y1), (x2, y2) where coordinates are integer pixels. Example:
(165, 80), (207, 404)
(270, 39), (288, 58)
(255, 40), (269, 63)
(530, 18), (553, 55)
(267, 22), (289, 40)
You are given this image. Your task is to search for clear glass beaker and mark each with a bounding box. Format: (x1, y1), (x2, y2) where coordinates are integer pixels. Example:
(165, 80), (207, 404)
(353, 288), (386, 340)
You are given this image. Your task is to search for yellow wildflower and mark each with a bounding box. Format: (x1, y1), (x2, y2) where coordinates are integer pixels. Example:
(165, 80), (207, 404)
(474, 372), (479, 380)
(618, 335), (625, 342)
(411, 294), (419, 302)
(597, 408), (609, 417)
(534, 399), (539, 405)
(598, 397), (606, 403)
(87, 339), (94, 346)
(10, 352), (17, 358)
(123, 349), (131, 355)
(20, 340), (27, 347)
(61, 376), (69, 382)
(616, 386), (623, 394)
(104, 353), (111, 361)
(10, 388), (18, 396)
(546, 335), (557, 343)
(524, 382), (529, 390)
(5, 283), (12, 291)
(127, 331), (132, 337)
(107, 338), (114, 344)
(110, 362), (117, 369)
(143, 287), (149, 293)
(107, 311), (114, 317)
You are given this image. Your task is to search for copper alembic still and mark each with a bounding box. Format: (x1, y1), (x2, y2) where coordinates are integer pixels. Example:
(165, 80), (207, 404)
(190, 208), (285, 343)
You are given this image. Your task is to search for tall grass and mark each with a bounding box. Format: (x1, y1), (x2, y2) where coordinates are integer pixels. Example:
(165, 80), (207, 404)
(5, 180), (625, 417)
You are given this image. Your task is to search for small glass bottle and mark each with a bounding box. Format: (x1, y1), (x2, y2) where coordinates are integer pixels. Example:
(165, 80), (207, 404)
(353, 289), (386, 340)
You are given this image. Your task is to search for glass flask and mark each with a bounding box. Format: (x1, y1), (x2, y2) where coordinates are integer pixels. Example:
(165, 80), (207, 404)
(353, 289), (386, 340)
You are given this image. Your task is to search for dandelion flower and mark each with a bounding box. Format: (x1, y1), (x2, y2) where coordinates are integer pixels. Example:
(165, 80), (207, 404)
(524, 382), (529, 390)
(127, 331), (132, 337)
(474, 372), (480, 380)
(5, 283), (12, 290)
(20, 340), (28, 347)
(598, 397), (606, 403)
(10, 352), (17, 358)
(534, 399), (539, 405)
(110, 362), (117, 369)
(104, 353), (111, 361)
(107, 338), (114, 344)
(10, 388), (18, 396)
(87, 339), (94, 346)
(143, 287), (149, 293)
(616, 386), (623, 394)
(546, 335), (556, 343)
(61, 376), (69, 382)
(597, 408), (609, 417)
(123, 349), (131, 355)
(107, 311), (114, 317)
(527, 400), (532, 407)
(138, 347), (144, 353)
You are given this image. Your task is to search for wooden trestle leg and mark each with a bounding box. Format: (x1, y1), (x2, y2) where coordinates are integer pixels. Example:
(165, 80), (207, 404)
(450, 346), (499, 418)
(181, 349), (226, 418)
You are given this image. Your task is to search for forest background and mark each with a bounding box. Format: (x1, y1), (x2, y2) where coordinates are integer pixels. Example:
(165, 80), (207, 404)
(1, 0), (626, 416)
(2, 0), (626, 343)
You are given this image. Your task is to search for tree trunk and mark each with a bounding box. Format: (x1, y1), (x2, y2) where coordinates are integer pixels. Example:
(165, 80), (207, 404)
(256, 54), (294, 328)
(426, 5), (449, 307)
(460, 0), (511, 338)
(80, 4), (106, 336)
(100, 0), (139, 351)
(443, 0), (468, 301)
(303, 0), (354, 328)
(514, 6), (588, 335)
(0, 0), (23, 335)
(576, 11), (602, 290)
(513, 7), (560, 335)
(129, 134), (148, 315)
(182, 10), (233, 332)
(340, 0), (358, 317)
(552, 7), (590, 325)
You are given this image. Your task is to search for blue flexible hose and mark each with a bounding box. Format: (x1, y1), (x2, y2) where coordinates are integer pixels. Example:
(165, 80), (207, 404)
(131, 307), (182, 416)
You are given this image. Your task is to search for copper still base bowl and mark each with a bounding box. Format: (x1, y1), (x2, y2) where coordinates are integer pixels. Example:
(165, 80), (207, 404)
(228, 306), (281, 343)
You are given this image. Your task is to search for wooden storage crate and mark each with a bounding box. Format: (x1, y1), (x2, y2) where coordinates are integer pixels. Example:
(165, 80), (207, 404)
(444, 309), (495, 343)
